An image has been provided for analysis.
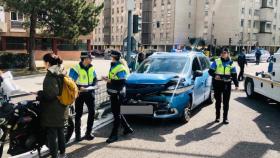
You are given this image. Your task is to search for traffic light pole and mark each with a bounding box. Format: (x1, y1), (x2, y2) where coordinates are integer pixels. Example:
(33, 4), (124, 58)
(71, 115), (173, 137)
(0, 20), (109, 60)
(127, 10), (132, 64)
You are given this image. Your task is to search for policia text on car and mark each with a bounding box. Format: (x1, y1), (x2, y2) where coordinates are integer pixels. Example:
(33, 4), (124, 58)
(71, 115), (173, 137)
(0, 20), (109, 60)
(69, 52), (97, 141)
(102, 50), (134, 143)
(209, 48), (239, 124)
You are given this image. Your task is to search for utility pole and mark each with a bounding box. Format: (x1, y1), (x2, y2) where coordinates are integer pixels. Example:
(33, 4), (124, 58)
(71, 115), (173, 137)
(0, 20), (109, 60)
(126, 0), (134, 64)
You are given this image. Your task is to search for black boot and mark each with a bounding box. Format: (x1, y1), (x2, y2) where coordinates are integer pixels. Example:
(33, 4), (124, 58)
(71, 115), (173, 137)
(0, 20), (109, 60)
(75, 132), (82, 142)
(106, 135), (118, 143)
(215, 113), (220, 123)
(123, 127), (134, 135)
(85, 132), (95, 141)
(223, 119), (229, 124)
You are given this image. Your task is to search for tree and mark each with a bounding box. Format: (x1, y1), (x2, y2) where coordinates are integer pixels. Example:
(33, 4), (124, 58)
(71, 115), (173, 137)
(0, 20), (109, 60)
(3, 0), (103, 71)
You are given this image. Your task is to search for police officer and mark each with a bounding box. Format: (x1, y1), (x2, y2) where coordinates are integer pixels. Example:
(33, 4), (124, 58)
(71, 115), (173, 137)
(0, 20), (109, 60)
(69, 51), (97, 141)
(209, 48), (239, 124)
(102, 50), (133, 143)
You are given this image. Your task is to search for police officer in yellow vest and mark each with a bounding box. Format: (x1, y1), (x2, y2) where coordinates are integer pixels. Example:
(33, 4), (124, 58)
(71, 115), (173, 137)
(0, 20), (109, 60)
(69, 51), (97, 141)
(209, 48), (239, 124)
(102, 50), (133, 143)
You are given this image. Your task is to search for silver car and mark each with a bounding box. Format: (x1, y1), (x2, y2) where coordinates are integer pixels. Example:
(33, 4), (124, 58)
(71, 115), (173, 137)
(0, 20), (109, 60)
(245, 50), (270, 63)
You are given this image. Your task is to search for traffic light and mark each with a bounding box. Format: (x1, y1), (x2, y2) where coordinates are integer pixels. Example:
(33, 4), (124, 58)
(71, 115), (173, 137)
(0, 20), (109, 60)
(133, 15), (142, 33)
(229, 38), (232, 45)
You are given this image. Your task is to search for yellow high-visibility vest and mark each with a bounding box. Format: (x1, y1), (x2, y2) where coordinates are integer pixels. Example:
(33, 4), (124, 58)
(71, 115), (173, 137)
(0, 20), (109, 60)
(73, 64), (96, 86)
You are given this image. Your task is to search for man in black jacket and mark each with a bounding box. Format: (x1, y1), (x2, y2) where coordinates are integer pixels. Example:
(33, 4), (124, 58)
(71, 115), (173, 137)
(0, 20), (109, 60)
(237, 49), (248, 81)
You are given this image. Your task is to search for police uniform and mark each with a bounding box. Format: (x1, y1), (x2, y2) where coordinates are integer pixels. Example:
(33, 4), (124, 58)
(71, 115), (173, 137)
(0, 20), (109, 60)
(209, 56), (239, 124)
(106, 50), (133, 143)
(69, 52), (97, 140)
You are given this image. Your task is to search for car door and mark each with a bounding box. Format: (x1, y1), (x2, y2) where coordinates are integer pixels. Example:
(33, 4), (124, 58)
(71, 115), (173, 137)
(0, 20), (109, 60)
(192, 56), (204, 108)
(198, 56), (212, 101)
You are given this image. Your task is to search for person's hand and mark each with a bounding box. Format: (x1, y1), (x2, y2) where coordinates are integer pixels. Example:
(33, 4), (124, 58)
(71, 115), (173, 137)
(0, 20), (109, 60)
(102, 76), (108, 81)
(107, 79), (111, 83)
(215, 75), (221, 80)
(79, 87), (87, 92)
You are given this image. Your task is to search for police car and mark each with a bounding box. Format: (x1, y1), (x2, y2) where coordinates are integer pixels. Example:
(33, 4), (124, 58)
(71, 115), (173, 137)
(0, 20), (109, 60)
(121, 51), (213, 123)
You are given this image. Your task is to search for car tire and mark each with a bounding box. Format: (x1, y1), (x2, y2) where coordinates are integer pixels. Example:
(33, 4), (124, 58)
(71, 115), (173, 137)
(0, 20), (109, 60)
(180, 102), (191, 124)
(245, 78), (255, 98)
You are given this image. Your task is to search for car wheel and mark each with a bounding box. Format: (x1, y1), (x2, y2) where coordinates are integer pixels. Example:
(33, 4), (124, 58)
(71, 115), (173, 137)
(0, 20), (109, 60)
(180, 103), (191, 124)
(245, 78), (255, 98)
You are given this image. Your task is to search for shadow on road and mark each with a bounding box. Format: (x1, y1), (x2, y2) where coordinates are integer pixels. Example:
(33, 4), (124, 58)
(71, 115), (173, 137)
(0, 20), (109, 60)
(67, 142), (108, 158)
(175, 122), (223, 147)
(229, 96), (280, 158)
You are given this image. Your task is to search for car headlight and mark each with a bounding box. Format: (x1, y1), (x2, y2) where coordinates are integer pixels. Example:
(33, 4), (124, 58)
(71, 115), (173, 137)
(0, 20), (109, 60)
(162, 85), (193, 94)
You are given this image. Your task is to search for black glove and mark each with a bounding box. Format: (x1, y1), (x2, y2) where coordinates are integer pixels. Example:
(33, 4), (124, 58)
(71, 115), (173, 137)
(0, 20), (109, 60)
(36, 90), (44, 101)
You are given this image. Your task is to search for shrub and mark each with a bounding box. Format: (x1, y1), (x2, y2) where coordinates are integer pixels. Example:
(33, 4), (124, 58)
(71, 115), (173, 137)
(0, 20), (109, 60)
(0, 52), (29, 69)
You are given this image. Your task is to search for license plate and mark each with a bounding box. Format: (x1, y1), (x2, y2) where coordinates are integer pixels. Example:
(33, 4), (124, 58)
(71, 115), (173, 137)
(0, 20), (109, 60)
(121, 105), (153, 115)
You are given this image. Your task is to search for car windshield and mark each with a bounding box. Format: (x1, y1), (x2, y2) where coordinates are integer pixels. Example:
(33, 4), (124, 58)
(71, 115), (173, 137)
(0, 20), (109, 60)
(137, 57), (190, 74)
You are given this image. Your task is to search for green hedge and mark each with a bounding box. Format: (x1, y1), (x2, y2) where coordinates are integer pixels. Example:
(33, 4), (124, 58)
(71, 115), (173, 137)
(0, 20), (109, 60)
(0, 52), (29, 69)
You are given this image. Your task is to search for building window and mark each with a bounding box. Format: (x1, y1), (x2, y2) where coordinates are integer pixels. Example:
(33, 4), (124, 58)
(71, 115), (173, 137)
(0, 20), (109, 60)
(189, 12), (191, 18)
(248, 20), (251, 27)
(189, 0), (191, 5)
(205, 11), (208, 16)
(160, 33), (164, 40)
(249, 9), (252, 15)
(241, 8), (245, 14)
(167, 0), (171, 5)
(10, 12), (24, 21)
(112, 9), (114, 14)
(241, 19), (244, 27)
(188, 24), (191, 29)
(154, 0), (157, 7)
(253, 21), (256, 28)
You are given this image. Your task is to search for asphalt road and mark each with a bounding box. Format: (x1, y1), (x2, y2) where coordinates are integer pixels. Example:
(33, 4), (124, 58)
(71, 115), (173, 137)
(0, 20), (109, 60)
(64, 91), (280, 158)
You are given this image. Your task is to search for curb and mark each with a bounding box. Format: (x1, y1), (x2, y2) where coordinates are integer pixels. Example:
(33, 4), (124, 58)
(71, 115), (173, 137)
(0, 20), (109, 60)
(14, 73), (46, 80)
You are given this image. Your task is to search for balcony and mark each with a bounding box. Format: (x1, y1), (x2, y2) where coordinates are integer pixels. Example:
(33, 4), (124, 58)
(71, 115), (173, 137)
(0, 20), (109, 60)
(11, 21), (24, 29)
(259, 8), (273, 21)
(256, 33), (272, 46)
(0, 22), (7, 32)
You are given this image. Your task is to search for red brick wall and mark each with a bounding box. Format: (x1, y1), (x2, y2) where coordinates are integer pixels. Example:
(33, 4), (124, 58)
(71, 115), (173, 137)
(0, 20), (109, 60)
(35, 51), (81, 60)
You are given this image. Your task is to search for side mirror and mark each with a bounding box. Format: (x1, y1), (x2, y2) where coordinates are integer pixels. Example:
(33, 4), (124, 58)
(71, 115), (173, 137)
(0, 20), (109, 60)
(193, 70), (203, 79)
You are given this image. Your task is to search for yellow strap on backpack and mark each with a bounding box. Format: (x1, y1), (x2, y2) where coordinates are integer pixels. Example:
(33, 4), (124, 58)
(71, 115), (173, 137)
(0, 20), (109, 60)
(57, 76), (79, 106)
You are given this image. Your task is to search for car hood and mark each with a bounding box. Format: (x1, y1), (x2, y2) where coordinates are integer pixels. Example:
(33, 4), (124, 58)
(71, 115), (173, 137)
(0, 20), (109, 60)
(126, 73), (179, 85)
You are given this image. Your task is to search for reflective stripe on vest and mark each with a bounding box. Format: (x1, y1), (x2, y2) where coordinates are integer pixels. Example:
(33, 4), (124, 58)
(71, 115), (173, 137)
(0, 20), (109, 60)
(215, 58), (233, 76)
(73, 64), (96, 86)
(109, 64), (126, 80)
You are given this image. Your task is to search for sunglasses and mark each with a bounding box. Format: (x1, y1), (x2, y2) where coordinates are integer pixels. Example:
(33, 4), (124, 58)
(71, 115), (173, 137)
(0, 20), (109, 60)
(222, 51), (228, 54)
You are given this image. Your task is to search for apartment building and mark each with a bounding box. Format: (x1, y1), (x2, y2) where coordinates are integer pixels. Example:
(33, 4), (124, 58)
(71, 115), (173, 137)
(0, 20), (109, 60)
(195, 0), (280, 51)
(0, 4), (93, 60)
(93, 0), (280, 52)
(93, 0), (142, 51)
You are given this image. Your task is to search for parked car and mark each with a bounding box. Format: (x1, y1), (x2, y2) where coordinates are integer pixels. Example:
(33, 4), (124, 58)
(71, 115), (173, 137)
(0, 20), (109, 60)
(245, 49), (270, 62)
(92, 49), (104, 57)
(122, 51), (213, 123)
